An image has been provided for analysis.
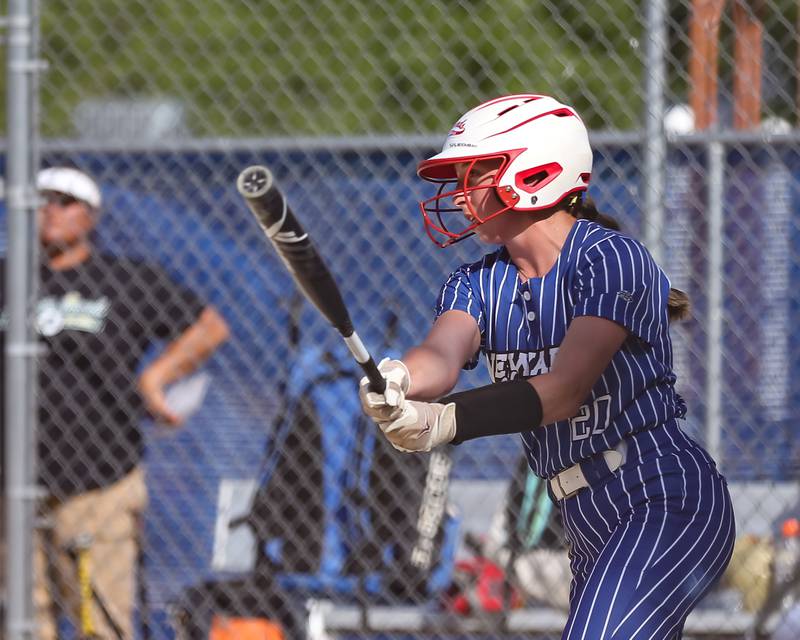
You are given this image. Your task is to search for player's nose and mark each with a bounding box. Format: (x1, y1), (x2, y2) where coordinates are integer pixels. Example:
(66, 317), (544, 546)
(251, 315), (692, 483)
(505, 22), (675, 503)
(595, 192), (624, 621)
(451, 192), (472, 218)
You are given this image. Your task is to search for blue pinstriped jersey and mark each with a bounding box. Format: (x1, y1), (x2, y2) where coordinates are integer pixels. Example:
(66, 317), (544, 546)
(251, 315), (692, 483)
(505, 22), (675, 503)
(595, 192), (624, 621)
(435, 218), (687, 478)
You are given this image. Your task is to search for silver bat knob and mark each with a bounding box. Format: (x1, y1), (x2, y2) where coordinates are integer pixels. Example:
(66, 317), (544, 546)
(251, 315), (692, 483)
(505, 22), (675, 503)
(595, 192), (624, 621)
(237, 165), (273, 198)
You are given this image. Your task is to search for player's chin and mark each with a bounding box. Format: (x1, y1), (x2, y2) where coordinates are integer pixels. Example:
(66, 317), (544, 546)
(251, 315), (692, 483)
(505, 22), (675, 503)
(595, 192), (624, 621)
(474, 228), (503, 245)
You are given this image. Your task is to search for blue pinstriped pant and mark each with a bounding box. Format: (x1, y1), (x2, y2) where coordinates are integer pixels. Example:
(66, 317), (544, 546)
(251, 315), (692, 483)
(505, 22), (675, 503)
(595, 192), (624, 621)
(558, 422), (736, 640)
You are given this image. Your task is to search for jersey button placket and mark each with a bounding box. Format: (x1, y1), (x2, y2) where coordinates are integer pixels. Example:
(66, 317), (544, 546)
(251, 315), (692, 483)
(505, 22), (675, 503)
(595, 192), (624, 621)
(522, 285), (536, 322)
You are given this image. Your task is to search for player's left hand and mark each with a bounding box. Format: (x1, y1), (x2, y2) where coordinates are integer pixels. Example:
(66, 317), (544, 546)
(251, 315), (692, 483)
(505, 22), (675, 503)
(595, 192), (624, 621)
(359, 358), (410, 422)
(377, 399), (457, 453)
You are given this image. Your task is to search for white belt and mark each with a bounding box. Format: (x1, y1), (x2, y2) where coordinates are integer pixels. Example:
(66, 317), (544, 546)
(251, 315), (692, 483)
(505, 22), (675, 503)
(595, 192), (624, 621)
(549, 440), (627, 501)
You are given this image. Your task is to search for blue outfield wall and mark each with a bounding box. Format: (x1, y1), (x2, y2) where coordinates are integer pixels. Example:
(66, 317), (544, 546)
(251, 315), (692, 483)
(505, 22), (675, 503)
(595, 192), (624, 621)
(3, 143), (800, 629)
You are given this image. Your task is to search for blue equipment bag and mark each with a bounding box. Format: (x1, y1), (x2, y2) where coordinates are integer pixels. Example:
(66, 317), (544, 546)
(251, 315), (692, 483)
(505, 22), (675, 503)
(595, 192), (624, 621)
(245, 341), (458, 601)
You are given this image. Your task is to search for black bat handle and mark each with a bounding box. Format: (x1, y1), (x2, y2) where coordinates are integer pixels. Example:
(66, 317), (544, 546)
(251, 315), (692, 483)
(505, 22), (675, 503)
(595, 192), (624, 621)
(346, 336), (386, 394)
(363, 361), (386, 394)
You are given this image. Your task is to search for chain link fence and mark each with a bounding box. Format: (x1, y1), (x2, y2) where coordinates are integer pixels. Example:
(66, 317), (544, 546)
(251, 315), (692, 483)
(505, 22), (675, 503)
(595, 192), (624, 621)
(2, 0), (800, 638)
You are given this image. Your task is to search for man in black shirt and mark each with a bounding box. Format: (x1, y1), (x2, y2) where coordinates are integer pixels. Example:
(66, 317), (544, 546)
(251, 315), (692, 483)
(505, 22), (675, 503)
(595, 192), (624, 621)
(2, 167), (229, 638)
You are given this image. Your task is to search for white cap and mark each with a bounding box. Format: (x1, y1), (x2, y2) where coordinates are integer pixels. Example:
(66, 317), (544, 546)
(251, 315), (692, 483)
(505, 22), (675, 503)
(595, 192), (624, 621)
(37, 167), (102, 209)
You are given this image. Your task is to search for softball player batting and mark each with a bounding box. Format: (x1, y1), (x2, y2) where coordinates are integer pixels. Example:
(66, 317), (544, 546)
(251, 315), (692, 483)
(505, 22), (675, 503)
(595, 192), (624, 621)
(360, 94), (735, 639)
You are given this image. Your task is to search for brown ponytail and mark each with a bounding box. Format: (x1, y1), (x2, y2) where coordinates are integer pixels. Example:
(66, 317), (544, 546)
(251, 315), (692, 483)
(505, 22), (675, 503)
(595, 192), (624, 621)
(564, 193), (691, 323)
(566, 193), (621, 231)
(667, 288), (691, 322)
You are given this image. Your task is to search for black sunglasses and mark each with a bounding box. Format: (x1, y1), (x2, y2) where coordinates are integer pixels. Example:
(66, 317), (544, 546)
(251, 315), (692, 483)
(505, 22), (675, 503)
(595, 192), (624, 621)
(43, 192), (80, 207)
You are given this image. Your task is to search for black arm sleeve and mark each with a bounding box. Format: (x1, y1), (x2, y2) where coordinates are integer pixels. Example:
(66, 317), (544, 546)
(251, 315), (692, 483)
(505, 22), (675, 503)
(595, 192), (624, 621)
(442, 379), (543, 445)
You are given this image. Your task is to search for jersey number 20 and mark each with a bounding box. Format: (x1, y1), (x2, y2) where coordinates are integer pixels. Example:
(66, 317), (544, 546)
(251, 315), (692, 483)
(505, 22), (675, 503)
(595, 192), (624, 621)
(570, 394), (612, 441)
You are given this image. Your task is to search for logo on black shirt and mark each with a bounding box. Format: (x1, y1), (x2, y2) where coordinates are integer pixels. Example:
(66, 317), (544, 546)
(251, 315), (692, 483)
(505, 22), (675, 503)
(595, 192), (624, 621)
(36, 292), (110, 336)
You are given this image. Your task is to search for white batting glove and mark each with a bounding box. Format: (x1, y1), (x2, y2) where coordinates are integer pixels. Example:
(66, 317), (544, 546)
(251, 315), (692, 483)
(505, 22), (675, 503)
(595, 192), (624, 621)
(378, 400), (457, 453)
(359, 358), (410, 422)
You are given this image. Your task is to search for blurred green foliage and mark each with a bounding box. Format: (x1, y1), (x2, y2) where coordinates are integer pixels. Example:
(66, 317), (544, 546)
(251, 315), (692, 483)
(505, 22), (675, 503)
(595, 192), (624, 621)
(0, 0), (796, 137)
(34, 0), (644, 137)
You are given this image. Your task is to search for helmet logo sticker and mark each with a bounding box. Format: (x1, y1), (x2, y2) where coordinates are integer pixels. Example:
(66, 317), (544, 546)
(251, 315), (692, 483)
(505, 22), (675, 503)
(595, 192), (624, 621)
(449, 120), (466, 136)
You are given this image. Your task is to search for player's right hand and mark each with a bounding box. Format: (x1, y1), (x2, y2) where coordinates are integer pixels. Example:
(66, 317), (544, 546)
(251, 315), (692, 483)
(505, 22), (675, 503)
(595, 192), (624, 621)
(359, 358), (410, 422)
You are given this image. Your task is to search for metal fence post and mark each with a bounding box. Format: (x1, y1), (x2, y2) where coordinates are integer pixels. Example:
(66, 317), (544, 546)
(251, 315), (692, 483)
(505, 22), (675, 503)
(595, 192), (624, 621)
(4, 0), (40, 637)
(643, 0), (668, 262)
(705, 136), (725, 469)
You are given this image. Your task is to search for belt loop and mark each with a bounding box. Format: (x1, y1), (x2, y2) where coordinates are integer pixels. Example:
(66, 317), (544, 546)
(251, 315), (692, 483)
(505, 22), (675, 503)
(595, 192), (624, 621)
(615, 438), (628, 465)
(579, 454), (610, 485)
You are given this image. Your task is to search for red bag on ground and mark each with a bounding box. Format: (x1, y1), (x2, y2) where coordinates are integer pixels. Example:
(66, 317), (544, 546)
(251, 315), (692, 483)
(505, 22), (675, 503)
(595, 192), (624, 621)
(443, 556), (523, 614)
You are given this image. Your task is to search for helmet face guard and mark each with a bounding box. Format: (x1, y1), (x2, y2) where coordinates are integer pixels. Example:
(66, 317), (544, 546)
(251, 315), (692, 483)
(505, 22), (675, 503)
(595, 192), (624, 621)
(419, 155), (519, 247)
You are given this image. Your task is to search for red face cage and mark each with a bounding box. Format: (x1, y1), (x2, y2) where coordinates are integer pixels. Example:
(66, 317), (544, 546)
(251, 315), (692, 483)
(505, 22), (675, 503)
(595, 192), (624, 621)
(418, 155), (520, 248)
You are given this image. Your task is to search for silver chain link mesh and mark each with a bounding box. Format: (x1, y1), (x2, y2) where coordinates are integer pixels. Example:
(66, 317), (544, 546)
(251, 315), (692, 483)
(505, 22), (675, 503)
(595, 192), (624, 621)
(3, 0), (799, 637)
